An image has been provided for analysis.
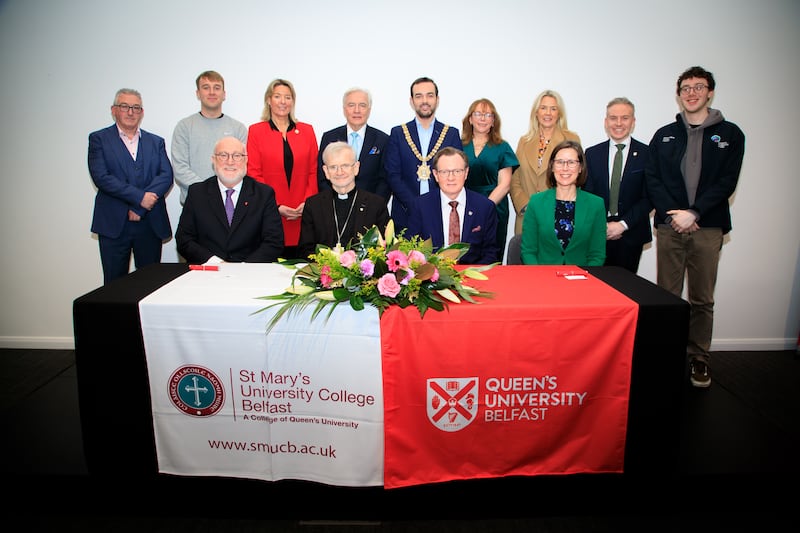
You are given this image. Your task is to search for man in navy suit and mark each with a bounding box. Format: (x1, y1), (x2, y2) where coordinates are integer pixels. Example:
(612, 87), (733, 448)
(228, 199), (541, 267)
(584, 97), (652, 273)
(317, 87), (390, 199)
(176, 137), (284, 264)
(88, 88), (173, 284)
(407, 147), (498, 265)
(384, 77), (462, 233)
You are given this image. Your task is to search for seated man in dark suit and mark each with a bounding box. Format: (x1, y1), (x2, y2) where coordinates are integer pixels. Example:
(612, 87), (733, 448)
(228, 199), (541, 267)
(406, 147), (498, 265)
(298, 142), (390, 259)
(176, 136), (284, 263)
(317, 87), (390, 199)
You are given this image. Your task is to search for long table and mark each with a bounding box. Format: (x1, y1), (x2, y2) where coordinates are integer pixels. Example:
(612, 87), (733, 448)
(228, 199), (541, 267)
(73, 263), (688, 483)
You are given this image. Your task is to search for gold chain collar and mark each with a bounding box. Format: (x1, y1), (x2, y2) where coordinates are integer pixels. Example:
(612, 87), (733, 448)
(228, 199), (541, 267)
(401, 123), (450, 181)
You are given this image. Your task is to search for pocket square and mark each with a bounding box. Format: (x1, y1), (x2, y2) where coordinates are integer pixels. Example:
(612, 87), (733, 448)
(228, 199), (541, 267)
(471, 225), (481, 233)
(368, 146), (380, 155)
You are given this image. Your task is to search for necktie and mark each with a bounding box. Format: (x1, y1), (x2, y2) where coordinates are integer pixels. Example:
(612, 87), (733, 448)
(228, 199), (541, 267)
(225, 188), (235, 226)
(448, 201), (460, 245)
(609, 143), (625, 216)
(350, 131), (362, 160)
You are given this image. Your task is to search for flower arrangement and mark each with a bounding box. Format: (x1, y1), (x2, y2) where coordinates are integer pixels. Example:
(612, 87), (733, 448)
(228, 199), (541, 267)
(255, 221), (496, 333)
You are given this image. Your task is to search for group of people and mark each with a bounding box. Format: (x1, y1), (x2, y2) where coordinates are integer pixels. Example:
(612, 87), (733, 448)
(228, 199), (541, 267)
(87, 66), (744, 388)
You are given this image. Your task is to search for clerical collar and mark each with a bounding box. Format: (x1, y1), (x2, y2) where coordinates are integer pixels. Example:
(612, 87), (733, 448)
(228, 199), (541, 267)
(335, 187), (356, 200)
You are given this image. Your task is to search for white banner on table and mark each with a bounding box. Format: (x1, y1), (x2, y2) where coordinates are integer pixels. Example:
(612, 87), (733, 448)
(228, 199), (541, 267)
(139, 263), (383, 487)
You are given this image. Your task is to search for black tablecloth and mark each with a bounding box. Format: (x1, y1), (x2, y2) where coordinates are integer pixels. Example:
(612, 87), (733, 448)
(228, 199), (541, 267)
(73, 263), (688, 479)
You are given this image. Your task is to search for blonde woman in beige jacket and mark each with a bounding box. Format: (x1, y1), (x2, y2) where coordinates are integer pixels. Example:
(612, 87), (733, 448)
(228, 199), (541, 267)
(510, 89), (580, 235)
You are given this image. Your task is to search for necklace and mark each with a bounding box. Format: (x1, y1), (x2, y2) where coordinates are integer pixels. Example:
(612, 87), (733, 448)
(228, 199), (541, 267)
(537, 134), (550, 167)
(333, 190), (358, 248)
(401, 123), (450, 180)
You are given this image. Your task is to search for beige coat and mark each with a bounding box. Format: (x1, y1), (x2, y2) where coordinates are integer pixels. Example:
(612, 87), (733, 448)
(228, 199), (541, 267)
(509, 128), (580, 235)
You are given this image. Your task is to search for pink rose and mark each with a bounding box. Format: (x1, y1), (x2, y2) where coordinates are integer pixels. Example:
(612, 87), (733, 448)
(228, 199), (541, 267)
(431, 268), (439, 282)
(408, 250), (427, 264)
(377, 273), (402, 297)
(339, 250), (357, 268)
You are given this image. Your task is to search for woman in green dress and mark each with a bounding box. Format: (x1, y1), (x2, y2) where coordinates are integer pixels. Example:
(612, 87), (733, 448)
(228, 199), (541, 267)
(461, 98), (520, 263)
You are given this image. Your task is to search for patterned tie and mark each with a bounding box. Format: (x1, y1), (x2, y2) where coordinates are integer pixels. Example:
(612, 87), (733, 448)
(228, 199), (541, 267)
(448, 201), (460, 244)
(609, 143), (625, 216)
(225, 188), (235, 226)
(350, 131), (362, 160)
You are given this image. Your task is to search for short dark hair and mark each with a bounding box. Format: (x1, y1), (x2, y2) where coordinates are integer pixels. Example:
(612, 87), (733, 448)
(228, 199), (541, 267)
(547, 140), (587, 188)
(410, 77), (438, 97)
(676, 66), (715, 95)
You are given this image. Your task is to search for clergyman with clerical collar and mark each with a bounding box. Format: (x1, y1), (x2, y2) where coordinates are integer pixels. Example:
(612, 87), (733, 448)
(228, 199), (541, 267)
(297, 142), (390, 259)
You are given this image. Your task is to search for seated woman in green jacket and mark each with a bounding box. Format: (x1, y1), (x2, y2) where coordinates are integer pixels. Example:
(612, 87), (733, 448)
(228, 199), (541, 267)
(520, 140), (606, 266)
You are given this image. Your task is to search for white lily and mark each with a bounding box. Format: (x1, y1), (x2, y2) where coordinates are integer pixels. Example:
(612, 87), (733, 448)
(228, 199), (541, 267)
(436, 288), (461, 304)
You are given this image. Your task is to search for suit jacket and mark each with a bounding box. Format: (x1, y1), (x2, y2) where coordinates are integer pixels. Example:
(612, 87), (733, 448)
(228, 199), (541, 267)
(406, 189), (499, 265)
(176, 176), (284, 263)
(246, 121), (318, 246)
(317, 125), (390, 199)
(88, 125), (173, 239)
(584, 137), (652, 247)
(520, 188), (606, 266)
(384, 119), (462, 230)
(297, 188), (390, 259)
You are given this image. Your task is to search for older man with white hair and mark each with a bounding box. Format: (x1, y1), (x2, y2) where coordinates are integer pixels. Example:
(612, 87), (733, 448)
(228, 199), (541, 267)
(176, 136), (284, 264)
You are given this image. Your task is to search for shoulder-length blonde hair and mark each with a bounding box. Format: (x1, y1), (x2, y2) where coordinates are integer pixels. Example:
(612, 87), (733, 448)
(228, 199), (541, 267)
(260, 78), (297, 123)
(522, 89), (569, 141)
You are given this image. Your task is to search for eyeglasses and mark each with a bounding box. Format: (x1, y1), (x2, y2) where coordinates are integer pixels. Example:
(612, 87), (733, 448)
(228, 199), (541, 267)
(553, 159), (580, 169)
(435, 168), (466, 178)
(214, 152), (247, 162)
(679, 84), (709, 95)
(114, 104), (143, 114)
(471, 112), (495, 120)
(326, 163), (356, 173)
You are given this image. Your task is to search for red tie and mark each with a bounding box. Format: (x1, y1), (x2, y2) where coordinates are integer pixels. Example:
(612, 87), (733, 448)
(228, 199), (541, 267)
(448, 201), (460, 244)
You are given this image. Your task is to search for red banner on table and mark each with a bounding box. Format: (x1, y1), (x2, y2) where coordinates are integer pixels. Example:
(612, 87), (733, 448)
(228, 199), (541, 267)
(380, 265), (638, 489)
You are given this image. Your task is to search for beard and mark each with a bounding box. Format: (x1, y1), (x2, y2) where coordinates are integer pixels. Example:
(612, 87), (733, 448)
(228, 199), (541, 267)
(415, 106), (435, 119)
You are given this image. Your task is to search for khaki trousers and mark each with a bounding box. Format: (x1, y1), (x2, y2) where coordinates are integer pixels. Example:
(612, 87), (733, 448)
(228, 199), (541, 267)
(655, 225), (723, 364)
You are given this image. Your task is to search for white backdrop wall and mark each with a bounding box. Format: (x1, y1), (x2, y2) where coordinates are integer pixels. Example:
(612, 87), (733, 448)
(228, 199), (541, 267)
(0, 0), (798, 350)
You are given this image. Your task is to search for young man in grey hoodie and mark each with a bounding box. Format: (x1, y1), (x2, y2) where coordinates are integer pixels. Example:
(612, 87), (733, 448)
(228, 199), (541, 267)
(645, 66), (745, 388)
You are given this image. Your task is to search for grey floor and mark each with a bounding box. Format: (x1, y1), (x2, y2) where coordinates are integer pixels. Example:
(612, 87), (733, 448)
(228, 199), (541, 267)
(2, 348), (798, 531)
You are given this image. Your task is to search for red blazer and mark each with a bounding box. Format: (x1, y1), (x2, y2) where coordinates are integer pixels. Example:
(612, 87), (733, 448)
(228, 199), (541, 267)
(247, 121), (318, 246)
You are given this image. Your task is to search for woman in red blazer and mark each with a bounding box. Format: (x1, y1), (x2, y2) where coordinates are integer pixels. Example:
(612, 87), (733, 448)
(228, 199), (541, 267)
(247, 79), (318, 259)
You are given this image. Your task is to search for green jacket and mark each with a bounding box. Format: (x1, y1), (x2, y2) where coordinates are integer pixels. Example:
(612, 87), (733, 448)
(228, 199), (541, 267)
(520, 188), (606, 266)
